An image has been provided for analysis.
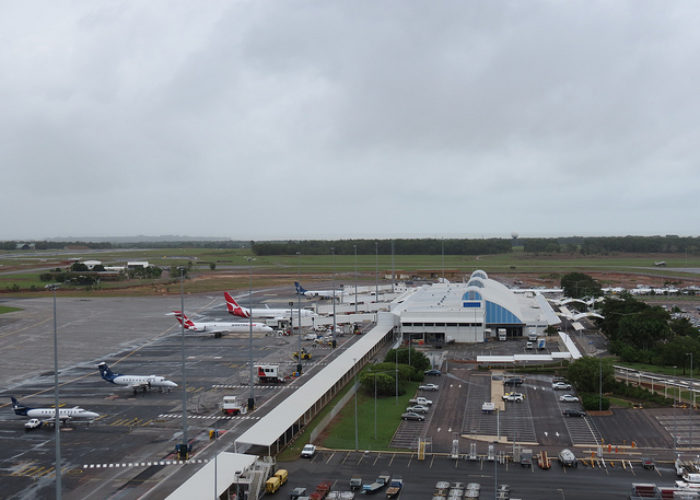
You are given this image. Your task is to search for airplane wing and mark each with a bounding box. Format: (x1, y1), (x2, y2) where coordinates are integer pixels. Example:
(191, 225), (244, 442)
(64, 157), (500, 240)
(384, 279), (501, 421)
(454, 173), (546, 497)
(127, 382), (150, 390)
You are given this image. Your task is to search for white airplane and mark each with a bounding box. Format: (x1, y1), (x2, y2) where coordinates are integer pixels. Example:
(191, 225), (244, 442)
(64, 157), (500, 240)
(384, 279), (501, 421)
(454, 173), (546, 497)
(173, 310), (273, 335)
(98, 362), (177, 393)
(294, 282), (341, 300)
(224, 292), (314, 320)
(10, 396), (99, 425)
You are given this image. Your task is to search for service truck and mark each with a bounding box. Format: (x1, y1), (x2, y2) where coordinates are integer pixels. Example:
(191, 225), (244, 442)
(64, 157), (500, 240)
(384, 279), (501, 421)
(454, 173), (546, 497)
(498, 328), (507, 341)
(537, 338), (546, 350)
(256, 364), (286, 383)
(221, 396), (247, 415)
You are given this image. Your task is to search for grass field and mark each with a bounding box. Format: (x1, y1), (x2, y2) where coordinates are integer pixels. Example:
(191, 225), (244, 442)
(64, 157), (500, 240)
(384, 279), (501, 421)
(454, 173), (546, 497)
(0, 305), (21, 314)
(0, 248), (698, 296)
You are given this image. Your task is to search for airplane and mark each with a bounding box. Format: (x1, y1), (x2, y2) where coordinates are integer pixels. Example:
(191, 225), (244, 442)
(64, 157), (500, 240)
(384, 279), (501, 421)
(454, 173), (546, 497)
(98, 362), (177, 393)
(10, 396), (99, 426)
(224, 292), (314, 319)
(294, 282), (341, 300)
(173, 310), (274, 336)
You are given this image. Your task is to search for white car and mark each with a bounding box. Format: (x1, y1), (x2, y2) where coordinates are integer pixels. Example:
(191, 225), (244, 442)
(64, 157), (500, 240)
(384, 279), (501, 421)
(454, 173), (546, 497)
(406, 405), (430, 414)
(559, 394), (579, 403)
(24, 418), (42, 430)
(419, 383), (439, 391)
(552, 382), (572, 390)
(300, 444), (316, 458)
(303, 333), (318, 341)
(502, 392), (524, 402)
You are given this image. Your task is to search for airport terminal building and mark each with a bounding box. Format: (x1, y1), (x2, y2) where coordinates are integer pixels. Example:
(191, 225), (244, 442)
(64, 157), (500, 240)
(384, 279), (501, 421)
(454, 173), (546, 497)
(393, 270), (561, 344)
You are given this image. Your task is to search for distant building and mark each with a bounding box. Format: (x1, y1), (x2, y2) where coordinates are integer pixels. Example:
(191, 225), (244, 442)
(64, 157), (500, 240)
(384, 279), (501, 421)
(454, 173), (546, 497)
(15, 243), (35, 250)
(127, 261), (151, 269)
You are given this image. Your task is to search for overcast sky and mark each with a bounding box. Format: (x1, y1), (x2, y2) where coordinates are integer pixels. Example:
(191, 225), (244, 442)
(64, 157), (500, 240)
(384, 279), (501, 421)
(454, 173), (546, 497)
(2, 1), (698, 241)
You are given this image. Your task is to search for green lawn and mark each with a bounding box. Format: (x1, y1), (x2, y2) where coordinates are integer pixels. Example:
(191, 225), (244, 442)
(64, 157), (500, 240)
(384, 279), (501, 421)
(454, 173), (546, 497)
(0, 305), (21, 314)
(320, 382), (419, 451)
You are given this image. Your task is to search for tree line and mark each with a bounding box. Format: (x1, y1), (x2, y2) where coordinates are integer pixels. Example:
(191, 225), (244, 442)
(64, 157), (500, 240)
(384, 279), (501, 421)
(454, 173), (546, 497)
(251, 235), (700, 256)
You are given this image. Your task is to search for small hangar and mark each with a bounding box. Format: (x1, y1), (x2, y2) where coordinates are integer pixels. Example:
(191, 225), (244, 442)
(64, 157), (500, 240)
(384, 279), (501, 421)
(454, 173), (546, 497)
(393, 270), (561, 344)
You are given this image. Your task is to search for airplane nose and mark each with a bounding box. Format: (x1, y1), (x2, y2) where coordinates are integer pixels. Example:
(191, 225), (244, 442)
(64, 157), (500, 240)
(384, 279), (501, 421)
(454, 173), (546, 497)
(167, 381), (178, 387)
(86, 411), (100, 419)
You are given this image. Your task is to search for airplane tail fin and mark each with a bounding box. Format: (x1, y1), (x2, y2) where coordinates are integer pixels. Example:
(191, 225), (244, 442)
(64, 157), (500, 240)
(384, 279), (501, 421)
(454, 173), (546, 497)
(224, 292), (250, 318)
(97, 362), (117, 382)
(172, 311), (196, 329)
(10, 396), (28, 416)
(294, 282), (307, 294)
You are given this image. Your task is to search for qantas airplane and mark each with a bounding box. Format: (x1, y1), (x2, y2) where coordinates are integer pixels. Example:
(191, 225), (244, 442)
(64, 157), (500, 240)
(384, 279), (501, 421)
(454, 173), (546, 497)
(10, 396), (99, 426)
(173, 310), (273, 336)
(224, 292), (314, 320)
(294, 282), (341, 300)
(98, 362), (177, 393)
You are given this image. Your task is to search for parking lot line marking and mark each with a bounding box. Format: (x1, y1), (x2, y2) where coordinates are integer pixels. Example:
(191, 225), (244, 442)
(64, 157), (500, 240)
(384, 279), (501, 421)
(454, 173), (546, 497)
(325, 452), (334, 464)
(389, 453), (395, 466)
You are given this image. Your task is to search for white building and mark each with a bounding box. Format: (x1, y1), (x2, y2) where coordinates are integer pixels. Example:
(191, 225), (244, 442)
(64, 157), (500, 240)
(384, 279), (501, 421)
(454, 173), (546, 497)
(392, 270), (561, 344)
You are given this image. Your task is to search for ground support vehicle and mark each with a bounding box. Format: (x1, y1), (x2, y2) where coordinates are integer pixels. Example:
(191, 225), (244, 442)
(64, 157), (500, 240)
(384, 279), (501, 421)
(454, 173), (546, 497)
(257, 364), (287, 383)
(349, 476), (362, 491)
(24, 418), (42, 430)
(221, 396), (247, 415)
(362, 473), (390, 494)
(481, 402), (495, 414)
(520, 449), (533, 468)
(293, 348), (312, 360)
(538, 451), (551, 469)
(265, 469), (288, 494)
(327, 492), (354, 500)
(385, 478), (403, 498)
(290, 487), (307, 500)
(310, 481), (332, 500)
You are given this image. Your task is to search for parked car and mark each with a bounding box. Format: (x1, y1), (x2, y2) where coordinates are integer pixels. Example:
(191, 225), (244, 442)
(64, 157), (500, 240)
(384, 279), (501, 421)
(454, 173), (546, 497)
(401, 412), (425, 421)
(300, 444), (316, 458)
(424, 369), (442, 376)
(419, 383), (439, 391)
(502, 392), (524, 402)
(552, 381), (572, 390)
(525, 341), (534, 349)
(563, 409), (586, 417)
(504, 377), (523, 386)
(559, 394), (579, 403)
(406, 404), (430, 414)
(303, 333), (318, 341)
(641, 457), (655, 470)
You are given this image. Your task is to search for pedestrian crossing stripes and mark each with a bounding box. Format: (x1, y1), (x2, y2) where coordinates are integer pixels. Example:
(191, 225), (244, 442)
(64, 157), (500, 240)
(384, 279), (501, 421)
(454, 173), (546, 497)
(158, 413), (259, 420)
(211, 384), (289, 390)
(82, 459), (209, 469)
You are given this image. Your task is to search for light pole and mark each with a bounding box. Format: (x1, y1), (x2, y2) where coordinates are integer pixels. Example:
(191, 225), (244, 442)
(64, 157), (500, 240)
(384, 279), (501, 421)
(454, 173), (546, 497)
(179, 267), (188, 460)
(353, 244), (358, 314)
(331, 248), (337, 342)
(354, 358), (359, 450)
(297, 252), (302, 372)
(599, 358), (603, 411)
(674, 365), (678, 451)
(47, 284), (61, 500)
(246, 257), (255, 410)
(375, 241), (379, 303)
(688, 352), (694, 448)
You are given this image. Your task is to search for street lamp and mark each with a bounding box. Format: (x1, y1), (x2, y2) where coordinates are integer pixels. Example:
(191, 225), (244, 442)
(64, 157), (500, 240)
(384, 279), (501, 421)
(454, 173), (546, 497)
(179, 267), (189, 460)
(331, 248), (337, 343)
(375, 242), (378, 303)
(245, 257), (255, 410)
(688, 352), (694, 447)
(353, 244), (358, 314)
(353, 358), (359, 450)
(297, 252), (302, 372)
(46, 283), (61, 499)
